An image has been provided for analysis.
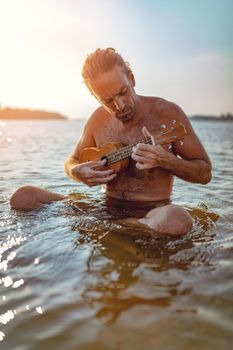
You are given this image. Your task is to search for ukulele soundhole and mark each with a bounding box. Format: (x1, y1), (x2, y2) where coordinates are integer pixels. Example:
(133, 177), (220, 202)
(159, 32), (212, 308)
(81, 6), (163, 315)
(100, 155), (108, 165)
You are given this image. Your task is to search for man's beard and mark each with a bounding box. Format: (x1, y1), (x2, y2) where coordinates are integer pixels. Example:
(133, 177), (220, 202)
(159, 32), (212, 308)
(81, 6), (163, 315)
(115, 106), (134, 122)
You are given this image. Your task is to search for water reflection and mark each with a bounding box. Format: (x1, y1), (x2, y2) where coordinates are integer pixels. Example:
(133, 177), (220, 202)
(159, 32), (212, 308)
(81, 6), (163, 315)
(68, 198), (218, 325)
(1, 120), (232, 349)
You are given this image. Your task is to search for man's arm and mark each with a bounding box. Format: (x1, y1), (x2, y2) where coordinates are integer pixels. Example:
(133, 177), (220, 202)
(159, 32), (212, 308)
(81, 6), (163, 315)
(167, 103), (211, 183)
(158, 151), (211, 184)
(64, 110), (116, 186)
(132, 101), (212, 184)
(64, 116), (96, 181)
(64, 155), (82, 181)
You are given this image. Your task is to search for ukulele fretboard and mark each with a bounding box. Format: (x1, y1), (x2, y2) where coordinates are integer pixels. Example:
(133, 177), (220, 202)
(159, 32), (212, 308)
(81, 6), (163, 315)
(106, 137), (153, 165)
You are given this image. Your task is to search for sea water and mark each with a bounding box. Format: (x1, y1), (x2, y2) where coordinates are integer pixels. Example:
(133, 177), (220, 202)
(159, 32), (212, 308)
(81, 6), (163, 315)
(0, 120), (232, 349)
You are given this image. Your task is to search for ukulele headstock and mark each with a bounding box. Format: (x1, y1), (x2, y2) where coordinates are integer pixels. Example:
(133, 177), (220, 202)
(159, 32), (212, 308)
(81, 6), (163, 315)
(155, 122), (187, 145)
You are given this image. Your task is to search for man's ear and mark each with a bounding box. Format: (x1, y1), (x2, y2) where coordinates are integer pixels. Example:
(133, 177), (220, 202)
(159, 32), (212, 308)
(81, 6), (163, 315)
(128, 70), (135, 87)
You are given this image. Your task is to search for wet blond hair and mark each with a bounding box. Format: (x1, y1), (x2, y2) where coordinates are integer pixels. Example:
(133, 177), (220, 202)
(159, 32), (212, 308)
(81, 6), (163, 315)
(82, 48), (131, 87)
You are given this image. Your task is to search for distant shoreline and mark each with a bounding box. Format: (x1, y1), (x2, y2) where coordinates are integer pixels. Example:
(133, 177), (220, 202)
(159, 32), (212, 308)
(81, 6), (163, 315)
(189, 114), (233, 122)
(0, 108), (232, 122)
(0, 108), (67, 120)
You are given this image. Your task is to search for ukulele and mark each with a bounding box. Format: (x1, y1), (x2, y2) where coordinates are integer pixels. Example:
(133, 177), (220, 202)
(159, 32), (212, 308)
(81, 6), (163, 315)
(79, 122), (187, 173)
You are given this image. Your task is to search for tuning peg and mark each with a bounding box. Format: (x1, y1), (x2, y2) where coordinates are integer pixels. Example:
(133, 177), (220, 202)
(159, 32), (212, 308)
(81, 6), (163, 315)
(172, 119), (177, 125)
(179, 140), (184, 146)
(168, 144), (172, 151)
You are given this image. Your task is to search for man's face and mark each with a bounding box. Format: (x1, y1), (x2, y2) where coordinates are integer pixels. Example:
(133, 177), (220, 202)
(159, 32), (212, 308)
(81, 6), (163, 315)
(88, 65), (137, 122)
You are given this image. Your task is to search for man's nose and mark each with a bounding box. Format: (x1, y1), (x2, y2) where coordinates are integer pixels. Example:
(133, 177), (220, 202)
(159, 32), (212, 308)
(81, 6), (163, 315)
(113, 96), (124, 111)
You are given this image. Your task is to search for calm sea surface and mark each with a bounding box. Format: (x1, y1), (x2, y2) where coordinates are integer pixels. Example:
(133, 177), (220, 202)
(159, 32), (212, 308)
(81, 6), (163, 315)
(0, 120), (232, 350)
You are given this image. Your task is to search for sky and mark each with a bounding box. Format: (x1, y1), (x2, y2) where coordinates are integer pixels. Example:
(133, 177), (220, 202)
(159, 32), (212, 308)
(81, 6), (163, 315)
(0, 0), (232, 119)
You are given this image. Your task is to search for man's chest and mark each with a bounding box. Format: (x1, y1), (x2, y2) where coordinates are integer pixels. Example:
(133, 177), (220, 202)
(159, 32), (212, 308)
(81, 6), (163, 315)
(94, 116), (161, 148)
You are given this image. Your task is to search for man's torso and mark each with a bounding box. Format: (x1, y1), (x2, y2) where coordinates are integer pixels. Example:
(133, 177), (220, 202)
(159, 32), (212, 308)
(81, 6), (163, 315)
(92, 96), (175, 202)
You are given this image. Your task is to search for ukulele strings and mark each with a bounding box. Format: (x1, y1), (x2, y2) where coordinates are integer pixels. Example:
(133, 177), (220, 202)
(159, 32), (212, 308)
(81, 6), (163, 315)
(105, 123), (182, 165)
(107, 137), (153, 165)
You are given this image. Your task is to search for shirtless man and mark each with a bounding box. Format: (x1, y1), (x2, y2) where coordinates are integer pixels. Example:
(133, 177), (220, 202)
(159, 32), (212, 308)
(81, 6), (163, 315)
(10, 48), (212, 235)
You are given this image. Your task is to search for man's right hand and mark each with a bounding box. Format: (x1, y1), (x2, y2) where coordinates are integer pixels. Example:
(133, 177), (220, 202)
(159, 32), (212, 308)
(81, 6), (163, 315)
(71, 159), (117, 186)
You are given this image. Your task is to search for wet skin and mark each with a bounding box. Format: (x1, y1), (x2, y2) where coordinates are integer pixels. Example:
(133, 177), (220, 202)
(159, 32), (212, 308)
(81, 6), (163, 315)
(10, 64), (211, 235)
(65, 65), (211, 202)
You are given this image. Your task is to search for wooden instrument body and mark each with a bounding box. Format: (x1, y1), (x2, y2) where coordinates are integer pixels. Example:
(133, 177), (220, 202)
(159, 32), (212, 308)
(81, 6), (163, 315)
(79, 122), (187, 173)
(79, 142), (129, 173)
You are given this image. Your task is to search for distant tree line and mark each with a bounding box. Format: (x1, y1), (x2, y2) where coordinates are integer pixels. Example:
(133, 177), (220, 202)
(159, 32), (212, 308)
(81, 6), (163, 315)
(189, 113), (233, 121)
(0, 108), (67, 120)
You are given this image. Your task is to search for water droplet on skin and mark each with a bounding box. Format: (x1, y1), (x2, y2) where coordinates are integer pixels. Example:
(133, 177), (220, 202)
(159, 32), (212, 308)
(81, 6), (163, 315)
(160, 124), (166, 129)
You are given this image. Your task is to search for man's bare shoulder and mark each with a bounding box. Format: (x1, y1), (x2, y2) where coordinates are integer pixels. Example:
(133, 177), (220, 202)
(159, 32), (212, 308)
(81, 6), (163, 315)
(85, 106), (110, 127)
(149, 97), (183, 117)
(142, 96), (178, 115)
(141, 96), (164, 109)
(149, 97), (190, 126)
